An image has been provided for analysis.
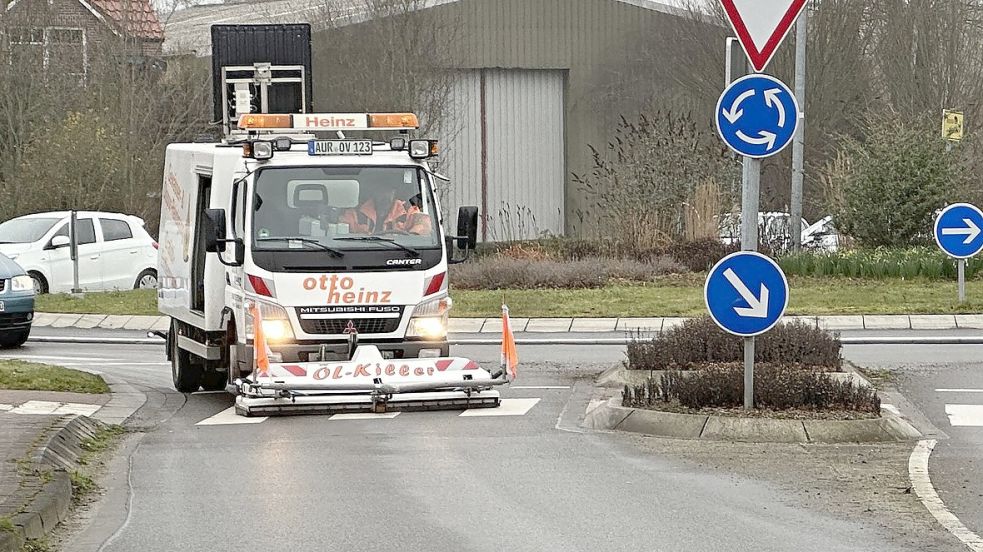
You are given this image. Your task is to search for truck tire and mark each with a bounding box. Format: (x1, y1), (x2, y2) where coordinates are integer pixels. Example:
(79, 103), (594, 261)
(170, 321), (203, 393)
(200, 371), (227, 391)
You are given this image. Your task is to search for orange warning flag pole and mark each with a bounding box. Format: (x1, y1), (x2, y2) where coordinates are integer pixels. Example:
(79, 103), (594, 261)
(251, 303), (271, 378)
(501, 303), (519, 381)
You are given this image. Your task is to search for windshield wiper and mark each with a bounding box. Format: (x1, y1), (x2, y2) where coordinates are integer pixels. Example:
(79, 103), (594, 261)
(256, 237), (344, 257)
(334, 236), (420, 256)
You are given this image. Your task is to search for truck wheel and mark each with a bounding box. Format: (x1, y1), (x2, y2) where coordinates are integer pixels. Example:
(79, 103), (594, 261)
(0, 328), (30, 348)
(200, 371), (227, 391)
(170, 321), (202, 393)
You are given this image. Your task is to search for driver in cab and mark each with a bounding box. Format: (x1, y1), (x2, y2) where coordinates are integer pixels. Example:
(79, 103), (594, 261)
(339, 185), (432, 236)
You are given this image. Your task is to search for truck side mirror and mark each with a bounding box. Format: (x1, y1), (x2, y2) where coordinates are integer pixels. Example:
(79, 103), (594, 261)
(457, 206), (478, 250)
(203, 208), (227, 253)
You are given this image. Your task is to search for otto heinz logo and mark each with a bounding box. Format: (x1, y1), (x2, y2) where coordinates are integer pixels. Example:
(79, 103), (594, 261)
(303, 275), (392, 304)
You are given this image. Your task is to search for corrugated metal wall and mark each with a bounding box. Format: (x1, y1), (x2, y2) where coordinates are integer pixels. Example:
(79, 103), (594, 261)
(439, 71), (482, 229)
(441, 69), (566, 242)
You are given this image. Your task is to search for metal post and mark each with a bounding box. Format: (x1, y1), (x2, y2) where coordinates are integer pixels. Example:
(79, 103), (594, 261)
(70, 210), (81, 295)
(725, 37), (738, 86)
(741, 157), (761, 409)
(790, 8), (808, 251)
(744, 337), (755, 409)
(958, 259), (966, 303)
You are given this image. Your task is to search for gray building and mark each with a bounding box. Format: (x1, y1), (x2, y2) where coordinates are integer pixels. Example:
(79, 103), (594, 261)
(164, 0), (715, 241)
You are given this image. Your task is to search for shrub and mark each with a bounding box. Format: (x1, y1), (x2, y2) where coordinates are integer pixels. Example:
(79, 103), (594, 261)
(622, 363), (880, 413)
(626, 316), (842, 371)
(450, 256), (684, 290)
(823, 116), (969, 247)
(475, 237), (740, 273)
(779, 247), (983, 280)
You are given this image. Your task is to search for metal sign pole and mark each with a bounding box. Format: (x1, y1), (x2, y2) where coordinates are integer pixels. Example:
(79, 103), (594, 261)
(790, 8), (807, 251)
(741, 157), (761, 409)
(70, 210), (81, 295)
(958, 259), (966, 303)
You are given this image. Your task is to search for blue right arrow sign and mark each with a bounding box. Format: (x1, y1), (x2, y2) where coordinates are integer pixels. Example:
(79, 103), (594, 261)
(934, 203), (983, 259)
(705, 251), (789, 337)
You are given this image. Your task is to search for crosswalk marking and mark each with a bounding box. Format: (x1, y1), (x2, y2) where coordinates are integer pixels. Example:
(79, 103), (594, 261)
(196, 407), (268, 426)
(945, 404), (983, 427)
(6, 400), (101, 416)
(330, 412), (401, 420)
(459, 398), (540, 417)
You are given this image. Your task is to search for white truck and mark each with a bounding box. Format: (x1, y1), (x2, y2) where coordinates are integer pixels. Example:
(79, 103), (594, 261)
(156, 29), (502, 415)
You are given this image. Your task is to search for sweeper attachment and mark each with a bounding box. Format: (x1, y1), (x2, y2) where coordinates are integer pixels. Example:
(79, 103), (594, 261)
(234, 345), (507, 416)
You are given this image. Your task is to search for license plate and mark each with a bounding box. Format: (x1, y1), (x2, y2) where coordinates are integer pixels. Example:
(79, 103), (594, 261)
(308, 140), (373, 156)
(0, 301), (5, 312)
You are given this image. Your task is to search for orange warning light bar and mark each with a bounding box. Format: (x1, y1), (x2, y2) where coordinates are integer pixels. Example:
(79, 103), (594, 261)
(238, 114), (292, 129)
(368, 113), (419, 129)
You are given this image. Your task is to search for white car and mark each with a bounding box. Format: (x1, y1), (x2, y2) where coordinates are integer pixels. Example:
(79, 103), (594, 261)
(0, 211), (158, 294)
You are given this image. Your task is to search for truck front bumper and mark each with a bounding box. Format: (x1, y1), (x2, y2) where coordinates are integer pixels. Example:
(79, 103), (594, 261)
(266, 340), (450, 362)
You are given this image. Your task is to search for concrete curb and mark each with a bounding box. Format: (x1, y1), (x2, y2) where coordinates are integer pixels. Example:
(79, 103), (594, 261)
(583, 397), (923, 443)
(1, 416), (105, 552)
(596, 365), (871, 389)
(31, 312), (983, 333)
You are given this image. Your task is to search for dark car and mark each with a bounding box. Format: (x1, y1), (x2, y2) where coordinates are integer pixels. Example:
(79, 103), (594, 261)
(0, 252), (35, 348)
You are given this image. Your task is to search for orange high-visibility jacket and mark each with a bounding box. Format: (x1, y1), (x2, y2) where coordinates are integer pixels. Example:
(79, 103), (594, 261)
(339, 198), (432, 235)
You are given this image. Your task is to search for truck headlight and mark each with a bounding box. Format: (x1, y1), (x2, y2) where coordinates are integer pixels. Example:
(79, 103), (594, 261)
(407, 314), (447, 339)
(407, 295), (451, 339)
(10, 275), (34, 293)
(245, 299), (294, 342)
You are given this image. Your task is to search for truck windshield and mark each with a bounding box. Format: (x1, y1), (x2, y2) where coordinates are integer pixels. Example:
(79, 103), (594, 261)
(251, 166), (440, 252)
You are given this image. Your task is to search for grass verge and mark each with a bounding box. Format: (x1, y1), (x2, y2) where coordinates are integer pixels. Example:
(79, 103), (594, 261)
(453, 276), (983, 317)
(36, 289), (158, 316)
(30, 277), (983, 318)
(0, 360), (109, 394)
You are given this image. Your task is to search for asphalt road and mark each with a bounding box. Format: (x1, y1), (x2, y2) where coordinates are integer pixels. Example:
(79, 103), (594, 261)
(8, 327), (981, 552)
(846, 341), (983, 539)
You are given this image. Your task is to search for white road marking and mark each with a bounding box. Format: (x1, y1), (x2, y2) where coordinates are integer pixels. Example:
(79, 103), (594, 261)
(586, 399), (606, 415)
(510, 386), (570, 390)
(53, 403), (101, 416)
(459, 398), (540, 417)
(6, 401), (103, 416)
(330, 412), (401, 420)
(0, 355), (116, 362)
(196, 407), (267, 426)
(936, 389), (983, 393)
(909, 439), (983, 551)
(945, 404), (983, 427)
(10, 401), (63, 415)
(881, 403), (901, 417)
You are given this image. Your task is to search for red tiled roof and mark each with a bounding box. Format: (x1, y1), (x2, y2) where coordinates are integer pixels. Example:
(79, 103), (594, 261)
(90, 0), (164, 41)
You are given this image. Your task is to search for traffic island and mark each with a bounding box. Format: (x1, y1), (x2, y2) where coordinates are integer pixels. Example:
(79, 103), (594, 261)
(0, 362), (131, 552)
(584, 397), (921, 443)
(586, 316), (921, 443)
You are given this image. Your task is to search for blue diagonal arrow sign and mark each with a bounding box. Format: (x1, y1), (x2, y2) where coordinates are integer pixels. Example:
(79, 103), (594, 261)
(935, 203), (983, 259)
(705, 251), (789, 337)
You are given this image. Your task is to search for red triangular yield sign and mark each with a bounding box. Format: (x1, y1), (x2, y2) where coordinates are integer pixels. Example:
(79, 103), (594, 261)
(720, 0), (808, 72)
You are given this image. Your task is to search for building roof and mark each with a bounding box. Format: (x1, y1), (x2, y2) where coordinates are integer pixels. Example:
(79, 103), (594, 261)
(91, 0), (164, 40)
(4, 0), (164, 41)
(161, 0), (697, 56)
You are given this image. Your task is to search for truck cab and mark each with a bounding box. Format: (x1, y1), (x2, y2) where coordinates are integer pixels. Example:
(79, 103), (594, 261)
(159, 113), (477, 392)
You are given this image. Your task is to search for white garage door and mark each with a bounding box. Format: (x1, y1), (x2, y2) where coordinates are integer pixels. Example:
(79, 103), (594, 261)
(441, 69), (565, 242)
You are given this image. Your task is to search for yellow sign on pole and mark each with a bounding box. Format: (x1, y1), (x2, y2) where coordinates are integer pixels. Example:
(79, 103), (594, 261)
(943, 109), (964, 142)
